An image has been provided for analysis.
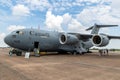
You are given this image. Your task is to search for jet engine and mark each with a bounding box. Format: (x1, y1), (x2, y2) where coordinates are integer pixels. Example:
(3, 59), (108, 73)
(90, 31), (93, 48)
(59, 34), (79, 44)
(92, 34), (109, 47)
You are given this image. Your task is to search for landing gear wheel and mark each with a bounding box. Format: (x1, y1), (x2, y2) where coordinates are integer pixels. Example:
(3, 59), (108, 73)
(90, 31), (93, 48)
(9, 49), (22, 56)
(58, 51), (67, 54)
(73, 51), (77, 55)
(34, 48), (40, 57)
(79, 53), (84, 55)
(9, 51), (13, 56)
(34, 53), (40, 57)
(16, 52), (22, 56)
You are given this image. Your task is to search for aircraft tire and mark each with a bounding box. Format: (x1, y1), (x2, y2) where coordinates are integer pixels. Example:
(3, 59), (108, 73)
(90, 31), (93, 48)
(81, 53), (85, 55)
(16, 52), (22, 56)
(58, 51), (67, 54)
(34, 53), (40, 57)
(34, 48), (40, 57)
(73, 51), (77, 55)
(9, 51), (13, 56)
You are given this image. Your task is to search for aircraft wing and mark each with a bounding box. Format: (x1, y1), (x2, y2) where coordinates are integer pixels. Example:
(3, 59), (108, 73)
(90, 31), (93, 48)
(68, 33), (93, 41)
(99, 33), (120, 39)
(108, 35), (120, 39)
(69, 33), (120, 40)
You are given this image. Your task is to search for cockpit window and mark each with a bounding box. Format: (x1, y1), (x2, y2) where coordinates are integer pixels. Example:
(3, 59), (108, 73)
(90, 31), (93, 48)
(16, 31), (24, 35)
(16, 31), (19, 34)
(30, 31), (35, 35)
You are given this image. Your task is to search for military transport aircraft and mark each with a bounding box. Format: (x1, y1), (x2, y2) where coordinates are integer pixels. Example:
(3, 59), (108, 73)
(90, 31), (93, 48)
(4, 24), (120, 57)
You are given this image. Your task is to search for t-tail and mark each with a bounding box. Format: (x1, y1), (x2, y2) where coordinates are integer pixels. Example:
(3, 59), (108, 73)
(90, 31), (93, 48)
(86, 23), (118, 34)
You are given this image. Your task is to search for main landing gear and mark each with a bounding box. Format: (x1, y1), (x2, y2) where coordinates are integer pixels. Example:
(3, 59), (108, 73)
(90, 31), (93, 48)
(34, 48), (40, 57)
(72, 51), (85, 55)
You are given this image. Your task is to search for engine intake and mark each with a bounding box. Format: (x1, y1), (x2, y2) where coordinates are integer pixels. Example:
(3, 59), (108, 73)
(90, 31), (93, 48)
(59, 34), (79, 44)
(92, 35), (109, 47)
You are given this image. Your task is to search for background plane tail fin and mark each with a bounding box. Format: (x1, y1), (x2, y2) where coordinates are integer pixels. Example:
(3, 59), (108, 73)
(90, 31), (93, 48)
(86, 23), (118, 34)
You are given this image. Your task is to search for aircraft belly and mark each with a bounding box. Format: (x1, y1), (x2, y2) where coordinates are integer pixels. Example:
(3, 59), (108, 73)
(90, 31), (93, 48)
(59, 45), (75, 52)
(39, 38), (59, 51)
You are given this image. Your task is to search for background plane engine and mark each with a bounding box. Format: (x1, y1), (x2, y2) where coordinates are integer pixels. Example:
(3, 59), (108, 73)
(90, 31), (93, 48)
(59, 34), (79, 44)
(92, 34), (109, 47)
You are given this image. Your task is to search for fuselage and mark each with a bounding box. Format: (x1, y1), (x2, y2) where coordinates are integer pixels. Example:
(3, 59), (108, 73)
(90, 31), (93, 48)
(4, 29), (93, 53)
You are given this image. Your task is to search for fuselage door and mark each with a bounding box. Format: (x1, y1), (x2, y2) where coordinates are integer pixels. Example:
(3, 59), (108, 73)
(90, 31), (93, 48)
(34, 41), (39, 48)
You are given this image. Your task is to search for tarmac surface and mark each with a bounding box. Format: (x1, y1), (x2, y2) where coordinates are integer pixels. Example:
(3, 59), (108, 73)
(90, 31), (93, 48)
(0, 48), (120, 80)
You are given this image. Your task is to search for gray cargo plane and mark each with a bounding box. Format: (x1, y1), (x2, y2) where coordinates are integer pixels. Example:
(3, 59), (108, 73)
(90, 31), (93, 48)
(4, 24), (120, 56)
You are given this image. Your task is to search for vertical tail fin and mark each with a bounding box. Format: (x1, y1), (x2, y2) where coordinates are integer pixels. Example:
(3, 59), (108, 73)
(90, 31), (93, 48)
(86, 24), (118, 34)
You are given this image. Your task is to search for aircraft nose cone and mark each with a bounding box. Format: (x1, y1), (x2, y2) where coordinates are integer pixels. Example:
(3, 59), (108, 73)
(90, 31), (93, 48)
(4, 35), (11, 45)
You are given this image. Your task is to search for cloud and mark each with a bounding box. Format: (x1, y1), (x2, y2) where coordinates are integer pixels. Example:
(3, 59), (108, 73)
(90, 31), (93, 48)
(0, 33), (6, 39)
(17, 0), (51, 11)
(15, 0), (103, 12)
(76, 4), (120, 34)
(76, 5), (120, 26)
(12, 4), (30, 16)
(45, 11), (63, 31)
(67, 19), (88, 33)
(110, 0), (120, 10)
(49, 0), (102, 12)
(62, 13), (72, 25)
(0, 0), (13, 7)
(45, 11), (88, 33)
(75, 0), (100, 3)
(0, 33), (7, 47)
(62, 13), (88, 33)
(7, 25), (26, 32)
(109, 0), (120, 18)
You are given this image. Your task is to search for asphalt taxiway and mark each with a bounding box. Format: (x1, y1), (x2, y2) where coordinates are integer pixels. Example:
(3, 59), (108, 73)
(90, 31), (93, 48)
(0, 48), (120, 80)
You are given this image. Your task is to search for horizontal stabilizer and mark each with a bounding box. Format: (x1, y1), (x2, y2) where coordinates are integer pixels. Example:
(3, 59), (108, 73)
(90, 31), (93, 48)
(86, 24), (118, 34)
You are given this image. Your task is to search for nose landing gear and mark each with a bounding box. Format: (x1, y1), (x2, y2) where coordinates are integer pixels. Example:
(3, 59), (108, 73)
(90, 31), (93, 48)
(9, 48), (22, 56)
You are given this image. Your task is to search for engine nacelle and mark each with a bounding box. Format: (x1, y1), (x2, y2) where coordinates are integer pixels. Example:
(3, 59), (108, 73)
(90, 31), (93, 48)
(92, 35), (109, 47)
(59, 34), (79, 44)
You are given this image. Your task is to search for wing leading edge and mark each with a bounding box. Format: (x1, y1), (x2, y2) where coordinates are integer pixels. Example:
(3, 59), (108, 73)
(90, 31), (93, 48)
(69, 33), (120, 41)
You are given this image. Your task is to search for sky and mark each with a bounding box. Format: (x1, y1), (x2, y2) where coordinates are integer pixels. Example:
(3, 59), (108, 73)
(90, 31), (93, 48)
(0, 0), (120, 49)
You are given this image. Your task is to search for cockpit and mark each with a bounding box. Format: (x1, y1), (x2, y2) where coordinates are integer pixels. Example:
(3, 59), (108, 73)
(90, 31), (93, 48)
(11, 30), (24, 35)
(4, 29), (32, 51)
(11, 30), (24, 38)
